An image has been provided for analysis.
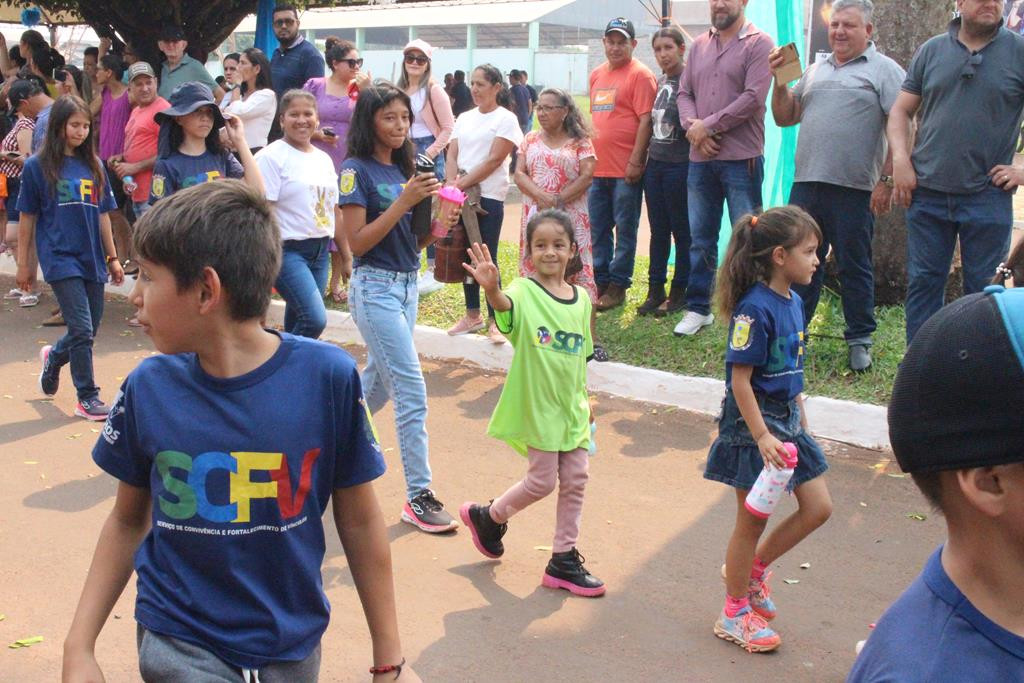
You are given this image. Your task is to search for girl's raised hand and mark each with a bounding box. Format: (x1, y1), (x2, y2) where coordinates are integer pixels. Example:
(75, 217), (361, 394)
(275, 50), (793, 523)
(399, 172), (440, 209)
(222, 113), (247, 149)
(756, 432), (789, 470)
(462, 242), (499, 291)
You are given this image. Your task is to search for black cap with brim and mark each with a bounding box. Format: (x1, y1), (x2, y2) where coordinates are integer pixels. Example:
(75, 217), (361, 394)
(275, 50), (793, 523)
(7, 79), (42, 109)
(888, 286), (1024, 473)
(159, 25), (186, 42)
(605, 17), (636, 40)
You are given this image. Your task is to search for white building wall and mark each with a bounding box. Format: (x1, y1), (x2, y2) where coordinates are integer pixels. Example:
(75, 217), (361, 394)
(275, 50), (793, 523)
(361, 48), (589, 94)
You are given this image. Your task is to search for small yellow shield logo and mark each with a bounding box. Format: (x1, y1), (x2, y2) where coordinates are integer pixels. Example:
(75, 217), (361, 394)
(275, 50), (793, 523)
(339, 169), (356, 196)
(730, 314), (755, 351)
(151, 175), (165, 198)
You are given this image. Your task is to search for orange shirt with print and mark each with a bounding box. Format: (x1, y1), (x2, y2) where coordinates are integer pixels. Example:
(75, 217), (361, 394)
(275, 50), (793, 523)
(589, 59), (657, 178)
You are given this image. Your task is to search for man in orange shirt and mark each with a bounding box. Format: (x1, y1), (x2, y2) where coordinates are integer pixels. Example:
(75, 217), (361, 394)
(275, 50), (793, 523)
(109, 62), (169, 221)
(588, 18), (657, 311)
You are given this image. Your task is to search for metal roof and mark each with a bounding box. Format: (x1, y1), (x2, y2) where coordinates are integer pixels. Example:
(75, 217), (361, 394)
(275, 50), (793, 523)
(236, 0), (578, 32)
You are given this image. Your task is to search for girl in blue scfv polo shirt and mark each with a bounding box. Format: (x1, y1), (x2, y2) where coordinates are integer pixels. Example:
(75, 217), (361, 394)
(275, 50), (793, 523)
(703, 206), (833, 653)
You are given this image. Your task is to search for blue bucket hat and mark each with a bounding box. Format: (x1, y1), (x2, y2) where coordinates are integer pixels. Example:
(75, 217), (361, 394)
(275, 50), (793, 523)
(156, 82), (225, 157)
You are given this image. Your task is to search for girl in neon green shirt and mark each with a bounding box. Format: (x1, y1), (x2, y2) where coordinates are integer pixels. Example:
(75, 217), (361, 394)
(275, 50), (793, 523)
(458, 209), (604, 597)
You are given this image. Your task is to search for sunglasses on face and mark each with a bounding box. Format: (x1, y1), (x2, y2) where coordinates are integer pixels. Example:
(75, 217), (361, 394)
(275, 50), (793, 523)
(404, 54), (429, 66)
(273, 18), (295, 27)
(339, 58), (363, 69)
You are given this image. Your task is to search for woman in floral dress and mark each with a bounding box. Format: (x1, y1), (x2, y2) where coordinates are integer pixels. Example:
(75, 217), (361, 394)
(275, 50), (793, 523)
(513, 87), (607, 360)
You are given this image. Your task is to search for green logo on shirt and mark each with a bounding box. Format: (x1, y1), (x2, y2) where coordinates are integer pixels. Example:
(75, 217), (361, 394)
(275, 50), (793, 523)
(534, 326), (584, 355)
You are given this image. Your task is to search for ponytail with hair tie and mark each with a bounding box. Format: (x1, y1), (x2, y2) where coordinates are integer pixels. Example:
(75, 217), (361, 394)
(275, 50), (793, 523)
(750, 215), (759, 228)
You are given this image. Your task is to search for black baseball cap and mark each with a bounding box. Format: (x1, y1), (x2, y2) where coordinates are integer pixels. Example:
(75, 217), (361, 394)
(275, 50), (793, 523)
(7, 78), (43, 110)
(159, 24), (186, 42)
(888, 285), (1024, 473)
(605, 17), (636, 40)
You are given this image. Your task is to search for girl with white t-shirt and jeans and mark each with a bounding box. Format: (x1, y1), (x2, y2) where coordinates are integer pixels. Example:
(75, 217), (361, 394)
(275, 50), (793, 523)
(446, 64), (524, 343)
(255, 90), (347, 339)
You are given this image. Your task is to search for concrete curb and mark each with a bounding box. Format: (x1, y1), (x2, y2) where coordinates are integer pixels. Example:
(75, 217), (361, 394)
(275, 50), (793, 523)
(2, 260), (891, 450)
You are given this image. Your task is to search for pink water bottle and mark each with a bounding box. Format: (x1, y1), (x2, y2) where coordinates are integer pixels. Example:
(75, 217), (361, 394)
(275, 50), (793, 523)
(744, 442), (798, 519)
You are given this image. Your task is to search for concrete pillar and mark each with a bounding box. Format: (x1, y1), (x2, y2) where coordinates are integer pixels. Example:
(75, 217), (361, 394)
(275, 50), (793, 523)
(466, 24), (477, 72)
(409, 26), (418, 41)
(528, 20), (540, 82)
(355, 27), (365, 51)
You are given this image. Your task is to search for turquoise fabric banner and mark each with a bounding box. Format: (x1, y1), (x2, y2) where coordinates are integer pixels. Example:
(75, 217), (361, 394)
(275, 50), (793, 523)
(714, 0), (805, 256)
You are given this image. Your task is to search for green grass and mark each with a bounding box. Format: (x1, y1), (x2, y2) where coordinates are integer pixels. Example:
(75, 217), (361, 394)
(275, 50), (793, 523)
(327, 242), (905, 406)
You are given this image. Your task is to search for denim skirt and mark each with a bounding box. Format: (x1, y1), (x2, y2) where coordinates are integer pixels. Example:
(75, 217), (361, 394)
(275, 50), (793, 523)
(704, 389), (828, 492)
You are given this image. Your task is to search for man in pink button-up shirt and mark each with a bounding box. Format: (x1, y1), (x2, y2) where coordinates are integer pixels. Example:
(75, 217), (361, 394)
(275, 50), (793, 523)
(672, 0), (773, 337)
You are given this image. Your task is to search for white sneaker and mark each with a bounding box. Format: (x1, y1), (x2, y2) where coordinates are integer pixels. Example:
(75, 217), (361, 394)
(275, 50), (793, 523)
(5, 287), (25, 300)
(418, 270), (444, 296)
(674, 311), (714, 336)
(19, 293), (39, 307)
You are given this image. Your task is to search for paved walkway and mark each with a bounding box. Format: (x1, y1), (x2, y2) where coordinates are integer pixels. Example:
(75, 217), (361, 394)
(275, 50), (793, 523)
(0, 279), (948, 681)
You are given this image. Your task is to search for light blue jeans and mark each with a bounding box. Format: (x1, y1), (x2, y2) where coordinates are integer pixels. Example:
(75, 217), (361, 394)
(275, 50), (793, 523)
(349, 265), (432, 501)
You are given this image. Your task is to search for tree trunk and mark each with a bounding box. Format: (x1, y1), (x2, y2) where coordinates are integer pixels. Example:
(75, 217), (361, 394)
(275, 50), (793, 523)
(867, 0), (955, 304)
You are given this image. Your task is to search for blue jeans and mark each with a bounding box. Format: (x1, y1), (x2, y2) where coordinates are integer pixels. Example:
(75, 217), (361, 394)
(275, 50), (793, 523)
(133, 201), (151, 220)
(275, 236), (330, 339)
(48, 277), (105, 401)
(588, 177), (644, 288)
(685, 157), (764, 315)
(463, 197), (504, 318)
(643, 158), (691, 288)
(349, 266), (432, 501)
(412, 135), (445, 263)
(789, 182), (876, 344)
(905, 186), (1012, 344)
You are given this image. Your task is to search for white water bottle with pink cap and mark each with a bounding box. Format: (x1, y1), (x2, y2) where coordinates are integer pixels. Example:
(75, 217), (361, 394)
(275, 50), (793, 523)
(744, 442), (798, 519)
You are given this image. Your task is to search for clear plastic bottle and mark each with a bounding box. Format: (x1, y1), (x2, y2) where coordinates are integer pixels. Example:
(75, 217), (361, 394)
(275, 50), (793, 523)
(744, 442), (798, 519)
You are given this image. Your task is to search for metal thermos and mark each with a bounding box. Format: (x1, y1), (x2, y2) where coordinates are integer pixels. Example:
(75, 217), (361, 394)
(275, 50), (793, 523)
(411, 153), (435, 238)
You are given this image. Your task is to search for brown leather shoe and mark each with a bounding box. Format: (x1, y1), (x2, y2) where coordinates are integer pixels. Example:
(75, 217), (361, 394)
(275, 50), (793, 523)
(42, 311), (65, 327)
(595, 283), (626, 311)
(597, 281), (608, 298)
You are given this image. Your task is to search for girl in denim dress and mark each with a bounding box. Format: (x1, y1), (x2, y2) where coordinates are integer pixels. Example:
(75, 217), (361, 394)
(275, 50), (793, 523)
(705, 206), (833, 653)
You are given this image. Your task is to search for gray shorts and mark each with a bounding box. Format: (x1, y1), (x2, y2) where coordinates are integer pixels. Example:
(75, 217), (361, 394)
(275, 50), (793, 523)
(137, 625), (321, 682)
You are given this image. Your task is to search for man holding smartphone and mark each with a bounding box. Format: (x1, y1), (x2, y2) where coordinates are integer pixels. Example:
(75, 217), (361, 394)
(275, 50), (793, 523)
(770, 0), (904, 372)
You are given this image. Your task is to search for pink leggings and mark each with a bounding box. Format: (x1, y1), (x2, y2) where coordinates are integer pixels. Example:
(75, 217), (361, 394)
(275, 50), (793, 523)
(490, 447), (589, 553)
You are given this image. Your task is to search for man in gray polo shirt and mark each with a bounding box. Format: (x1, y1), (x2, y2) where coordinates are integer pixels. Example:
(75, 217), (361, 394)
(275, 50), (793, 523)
(771, 0), (904, 371)
(156, 24), (223, 102)
(889, 0), (1024, 344)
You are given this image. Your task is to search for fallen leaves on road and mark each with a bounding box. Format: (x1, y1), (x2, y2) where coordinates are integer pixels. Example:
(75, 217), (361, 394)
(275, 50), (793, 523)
(9, 635), (43, 649)
(534, 545), (552, 552)
(907, 513), (927, 521)
(783, 579), (799, 585)
(799, 562), (810, 569)
(886, 473), (908, 478)
(22, 461), (37, 465)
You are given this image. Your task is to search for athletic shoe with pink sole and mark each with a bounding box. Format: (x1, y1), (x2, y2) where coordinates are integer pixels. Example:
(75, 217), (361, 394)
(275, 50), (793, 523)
(459, 502), (506, 558)
(401, 489), (458, 533)
(720, 563), (777, 620)
(541, 547), (605, 597)
(714, 606), (781, 653)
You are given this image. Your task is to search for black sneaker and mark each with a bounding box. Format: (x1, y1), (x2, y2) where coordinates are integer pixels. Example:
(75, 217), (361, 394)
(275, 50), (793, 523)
(38, 344), (59, 396)
(541, 547), (606, 597)
(75, 397), (110, 422)
(459, 502), (507, 558)
(402, 489), (458, 533)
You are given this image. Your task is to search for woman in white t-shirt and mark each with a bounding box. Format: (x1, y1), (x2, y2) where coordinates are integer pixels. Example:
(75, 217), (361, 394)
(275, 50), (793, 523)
(224, 48), (277, 154)
(255, 90), (346, 339)
(445, 64), (523, 342)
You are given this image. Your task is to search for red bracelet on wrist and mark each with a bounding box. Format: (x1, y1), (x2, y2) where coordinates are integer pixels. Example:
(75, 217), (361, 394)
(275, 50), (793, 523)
(369, 657), (405, 679)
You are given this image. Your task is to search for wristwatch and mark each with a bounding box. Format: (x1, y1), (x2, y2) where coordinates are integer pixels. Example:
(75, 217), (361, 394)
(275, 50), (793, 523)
(879, 174), (894, 188)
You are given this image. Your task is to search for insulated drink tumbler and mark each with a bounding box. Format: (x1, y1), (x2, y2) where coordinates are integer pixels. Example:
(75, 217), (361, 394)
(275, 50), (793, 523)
(744, 442), (798, 519)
